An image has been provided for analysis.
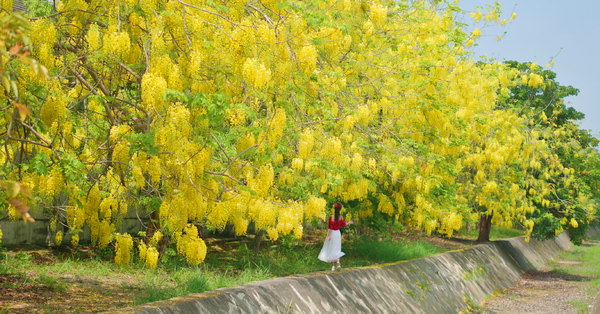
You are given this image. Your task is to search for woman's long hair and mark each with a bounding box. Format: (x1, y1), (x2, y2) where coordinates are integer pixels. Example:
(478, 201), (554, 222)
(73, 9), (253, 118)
(334, 204), (342, 221)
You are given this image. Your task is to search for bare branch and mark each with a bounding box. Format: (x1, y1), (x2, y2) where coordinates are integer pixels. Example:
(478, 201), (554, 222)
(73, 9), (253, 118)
(119, 62), (141, 80)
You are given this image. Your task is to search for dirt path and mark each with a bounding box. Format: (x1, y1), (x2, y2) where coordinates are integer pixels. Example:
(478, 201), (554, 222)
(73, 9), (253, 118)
(474, 240), (600, 314)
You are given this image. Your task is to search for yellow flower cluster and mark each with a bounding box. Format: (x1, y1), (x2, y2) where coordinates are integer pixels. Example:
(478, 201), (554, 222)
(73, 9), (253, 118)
(84, 184), (101, 220)
(154, 108), (196, 177)
(247, 198), (276, 231)
(181, 184), (209, 222)
(248, 164), (274, 197)
(131, 155), (146, 187)
(8, 202), (22, 220)
(29, 18), (57, 46)
(141, 72), (167, 110)
(86, 24), (101, 50)
(36, 168), (65, 197)
(149, 230), (163, 247)
(242, 58), (272, 88)
(190, 148), (212, 178)
(109, 124), (130, 140)
(319, 136), (342, 165)
(317, 27), (344, 59)
(146, 247), (159, 269)
(229, 27), (250, 54)
(424, 219), (438, 236)
(331, 179), (372, 202)
(255, 22), (275, 45)
(90, 219), (115, 249)
(297, 45), (317, 74)
(148, 155), (162, 185)
(159, 193), (188, 234)
(66, 205), (84, 234)
(206, 201), (230, 231)
(369, 3), (388, 27)
(55, 231), (63, 245)
(99, 197), (118, 219)
(188, 50), (204, 74)
(112, 140), (130, 173)
(471, 28), (481, 40)
(291, 158), (304, 171)
(378, 194), (395, 215)
(138, 242), (147, 264)
(277, 169), (295, 186)
(138, 242), (159, 269)
(527, 73), (544, 88)
(268, 108), (287, 146)
(304, 196), (326, 220)
(236, 133), (256, 155)
(298, 128), (314, 159)
(438, 213), (463, 237)
(226, 107), (247, 126)
(30, 21), (57, 66)
(266, 228), (279, 241)
(276, 204), (303, 236)
(40, 95), (68, 126)
(114, 233), (133, 266)
(176, 224), (207, 266)
(350, 153), (364, 172)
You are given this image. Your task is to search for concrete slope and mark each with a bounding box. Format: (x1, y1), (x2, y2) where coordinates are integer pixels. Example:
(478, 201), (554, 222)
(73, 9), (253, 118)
(109, 233), (572, 314)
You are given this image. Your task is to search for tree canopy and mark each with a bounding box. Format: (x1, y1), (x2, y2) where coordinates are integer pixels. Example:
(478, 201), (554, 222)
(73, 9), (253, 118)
(0, 0), (597, 266)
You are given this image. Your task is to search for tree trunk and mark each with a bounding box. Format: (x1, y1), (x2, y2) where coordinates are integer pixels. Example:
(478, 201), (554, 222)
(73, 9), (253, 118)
(476, 214), (493, 243)
(252, 230), (264, 257)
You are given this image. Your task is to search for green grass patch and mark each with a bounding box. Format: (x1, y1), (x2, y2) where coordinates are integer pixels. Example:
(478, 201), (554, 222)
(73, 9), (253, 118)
(455, 226), (525, 241)
(346, 238), (443, 264)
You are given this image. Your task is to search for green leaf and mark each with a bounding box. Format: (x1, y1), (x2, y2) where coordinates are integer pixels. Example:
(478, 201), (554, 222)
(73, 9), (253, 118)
(32, 152), (51, 175)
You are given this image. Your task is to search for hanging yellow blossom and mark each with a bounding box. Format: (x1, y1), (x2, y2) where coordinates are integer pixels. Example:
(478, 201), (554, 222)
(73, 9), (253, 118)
(114, 233), (133, 266)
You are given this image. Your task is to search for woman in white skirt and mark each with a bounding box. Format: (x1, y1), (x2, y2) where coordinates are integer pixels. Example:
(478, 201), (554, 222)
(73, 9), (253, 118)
(318, 203), (353, 271)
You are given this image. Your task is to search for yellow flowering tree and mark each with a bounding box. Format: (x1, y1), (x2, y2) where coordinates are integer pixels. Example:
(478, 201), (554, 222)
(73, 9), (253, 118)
(0, 11), (47, 224)
(500, 61), (600, 244)
(2, 0), (595, 267)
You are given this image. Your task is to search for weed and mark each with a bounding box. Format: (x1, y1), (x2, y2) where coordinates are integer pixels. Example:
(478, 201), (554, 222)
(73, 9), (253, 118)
(0, 251), (32, 274)
(460, 293), (485, 313)
(569, 299), (589, 313)
(35, 273), (68, 292)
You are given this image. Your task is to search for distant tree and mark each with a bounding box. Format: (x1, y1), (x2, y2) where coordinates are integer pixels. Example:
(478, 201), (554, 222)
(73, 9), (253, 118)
(23, 0), (55, 17)
(501, 61), (599, 244)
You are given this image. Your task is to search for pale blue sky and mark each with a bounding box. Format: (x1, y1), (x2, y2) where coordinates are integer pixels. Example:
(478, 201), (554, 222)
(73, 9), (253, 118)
(459, 0), (600, 138)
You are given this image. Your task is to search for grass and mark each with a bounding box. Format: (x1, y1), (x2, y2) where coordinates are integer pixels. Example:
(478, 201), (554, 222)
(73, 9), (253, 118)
(346, 239), (443, 263)
(455, 225), (526, 241)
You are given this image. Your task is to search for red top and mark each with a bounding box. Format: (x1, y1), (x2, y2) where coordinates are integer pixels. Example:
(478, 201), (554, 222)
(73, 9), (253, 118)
(328, 216), (346, 230)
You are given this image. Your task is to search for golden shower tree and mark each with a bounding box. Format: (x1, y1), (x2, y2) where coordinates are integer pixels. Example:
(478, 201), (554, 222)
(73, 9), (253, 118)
(1, 0), (592, 266)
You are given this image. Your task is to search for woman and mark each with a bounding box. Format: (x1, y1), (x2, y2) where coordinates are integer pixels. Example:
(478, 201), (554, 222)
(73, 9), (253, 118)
(318, 203), (354, 271)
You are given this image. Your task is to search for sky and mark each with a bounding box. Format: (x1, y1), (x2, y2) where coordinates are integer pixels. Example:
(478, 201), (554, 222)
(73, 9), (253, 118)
(458, 0), (600, 138)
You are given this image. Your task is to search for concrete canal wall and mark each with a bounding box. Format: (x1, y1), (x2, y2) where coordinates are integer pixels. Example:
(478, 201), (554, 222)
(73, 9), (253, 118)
(111, 232), (573, 314)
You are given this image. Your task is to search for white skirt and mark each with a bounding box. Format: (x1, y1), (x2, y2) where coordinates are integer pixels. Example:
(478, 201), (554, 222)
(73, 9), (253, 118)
(318, 230), (345, 263)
